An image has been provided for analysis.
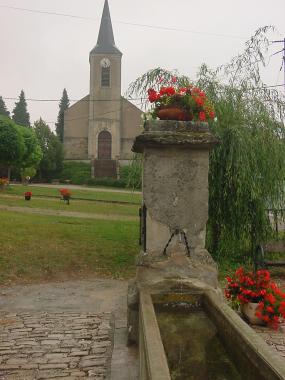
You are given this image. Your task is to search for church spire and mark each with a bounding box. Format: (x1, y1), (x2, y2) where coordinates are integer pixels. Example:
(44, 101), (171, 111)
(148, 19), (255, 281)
(90, 0), (122, 55)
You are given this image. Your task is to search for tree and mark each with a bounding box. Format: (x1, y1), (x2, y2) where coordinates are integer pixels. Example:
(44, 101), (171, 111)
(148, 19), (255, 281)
(12, 90), (30, 127)
(127, 26), (285, 262)
(34, 118), (63, 179)
(56, 88), (70, 142)
(0, 116), (25, 178)
(0, 96), (10, 117)
(16, 125), (43, 180)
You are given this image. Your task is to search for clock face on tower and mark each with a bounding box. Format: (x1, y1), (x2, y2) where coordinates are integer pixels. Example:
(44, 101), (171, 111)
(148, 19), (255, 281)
(100, 58), (111, 68)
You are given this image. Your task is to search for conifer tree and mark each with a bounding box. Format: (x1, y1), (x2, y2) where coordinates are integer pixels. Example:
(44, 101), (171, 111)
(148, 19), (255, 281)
(56, 88), (70, 142)
(12, 90), (30, 127)
(0, 96), (10, 117)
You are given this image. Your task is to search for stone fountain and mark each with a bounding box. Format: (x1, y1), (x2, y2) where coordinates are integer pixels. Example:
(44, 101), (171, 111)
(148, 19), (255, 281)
(127, 119), (220, 343)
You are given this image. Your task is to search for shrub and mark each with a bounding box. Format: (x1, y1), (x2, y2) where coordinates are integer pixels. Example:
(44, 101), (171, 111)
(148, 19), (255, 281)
(86, 177), (126, 188)
(59, 161), (91, 185)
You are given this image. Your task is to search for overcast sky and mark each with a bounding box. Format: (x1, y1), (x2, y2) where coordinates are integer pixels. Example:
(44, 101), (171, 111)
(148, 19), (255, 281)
(0, 0), (284, 130)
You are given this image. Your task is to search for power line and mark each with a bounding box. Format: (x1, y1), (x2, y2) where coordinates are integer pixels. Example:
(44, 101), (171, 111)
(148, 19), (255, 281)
(2, 96), (144, 103)
(2, 83), (285, 104)
(0, 5), (247, 40)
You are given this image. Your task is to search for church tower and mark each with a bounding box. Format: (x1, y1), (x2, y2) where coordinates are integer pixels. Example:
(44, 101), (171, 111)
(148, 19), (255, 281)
(88, 0), (122, 166)
(63, 0), (142, 173)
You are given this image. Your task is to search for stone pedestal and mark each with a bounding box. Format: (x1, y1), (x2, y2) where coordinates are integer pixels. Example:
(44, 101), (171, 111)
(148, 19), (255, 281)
(128, 120), (220, 344)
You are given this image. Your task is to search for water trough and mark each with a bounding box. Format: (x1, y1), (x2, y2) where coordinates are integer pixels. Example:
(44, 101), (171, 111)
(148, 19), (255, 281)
(139, 289), (285, 380)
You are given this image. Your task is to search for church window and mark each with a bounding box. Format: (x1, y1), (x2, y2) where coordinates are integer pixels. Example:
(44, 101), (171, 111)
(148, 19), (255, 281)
(101, 67), (111, 87)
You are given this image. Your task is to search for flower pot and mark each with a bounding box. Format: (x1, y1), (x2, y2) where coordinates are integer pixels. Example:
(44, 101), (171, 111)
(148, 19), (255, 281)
(241, 303), (264, 325)
(157, 107), (192, 121)
(24, 195), (31, 201)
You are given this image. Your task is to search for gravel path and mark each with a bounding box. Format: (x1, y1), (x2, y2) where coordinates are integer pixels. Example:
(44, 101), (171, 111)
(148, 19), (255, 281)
(0, 204), (137, 222)
(26, 184), (141, 195)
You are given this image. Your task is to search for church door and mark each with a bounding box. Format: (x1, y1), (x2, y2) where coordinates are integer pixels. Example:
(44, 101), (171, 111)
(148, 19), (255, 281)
(98, 130), (112, 159)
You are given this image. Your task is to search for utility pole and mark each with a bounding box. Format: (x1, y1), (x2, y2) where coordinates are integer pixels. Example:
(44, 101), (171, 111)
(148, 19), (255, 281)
(271, 38), (285, 96)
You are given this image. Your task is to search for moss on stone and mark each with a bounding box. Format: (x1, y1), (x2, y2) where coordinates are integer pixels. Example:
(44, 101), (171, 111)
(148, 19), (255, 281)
(132, 131), (219, 153)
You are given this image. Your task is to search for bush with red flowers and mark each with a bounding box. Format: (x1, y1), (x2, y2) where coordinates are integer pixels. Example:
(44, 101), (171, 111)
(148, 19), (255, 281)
(255, 282), (285, 330)
(225, 267), (285, 329)
(59, 188), (71, 204)
(147, 84), (215, 122)
(24, 191), (32, 200)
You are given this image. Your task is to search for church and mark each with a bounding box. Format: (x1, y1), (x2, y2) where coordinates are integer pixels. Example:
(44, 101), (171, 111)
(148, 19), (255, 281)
(63, 0), (142, 178)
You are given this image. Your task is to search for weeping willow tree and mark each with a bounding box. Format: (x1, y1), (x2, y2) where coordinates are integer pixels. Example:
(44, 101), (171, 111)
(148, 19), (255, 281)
(127, 26), (285, 262)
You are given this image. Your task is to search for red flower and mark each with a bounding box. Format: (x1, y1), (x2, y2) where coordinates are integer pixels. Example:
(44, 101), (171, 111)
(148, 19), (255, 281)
(147, 88), (158, 103)
(179, 87), (187, 94)
(194, 97), (205, 107)
(171, 76), (177, 83)
(192, 87), (201, 94)
(255, 311), (262, 319)
(266, 306), (274, 313)
(265, 293), (276, 305)
(59, 188), (71, 197)
(199, 111), (206, 121)
(159, 86), (176, 96)
(209, 111), (215, 119)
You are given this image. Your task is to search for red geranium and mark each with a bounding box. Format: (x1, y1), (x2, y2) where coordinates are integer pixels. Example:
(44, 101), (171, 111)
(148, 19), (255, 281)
(59, 188), (71, 198)
(225, 267), (285, 329)
(146, 82), (215, 123)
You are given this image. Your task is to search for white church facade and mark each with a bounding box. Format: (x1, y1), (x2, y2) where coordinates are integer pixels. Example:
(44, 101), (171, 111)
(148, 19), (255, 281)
(63, 0), (142, 177)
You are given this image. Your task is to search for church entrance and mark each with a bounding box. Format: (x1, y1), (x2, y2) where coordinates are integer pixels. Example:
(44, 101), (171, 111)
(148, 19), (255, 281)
(98, 130), (112, 159)
(94, 130), (116, 178)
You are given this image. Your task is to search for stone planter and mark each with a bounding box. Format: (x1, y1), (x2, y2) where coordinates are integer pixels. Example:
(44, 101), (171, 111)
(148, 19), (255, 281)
(157, 106), (192, 121)
(241, 302), (264, 325)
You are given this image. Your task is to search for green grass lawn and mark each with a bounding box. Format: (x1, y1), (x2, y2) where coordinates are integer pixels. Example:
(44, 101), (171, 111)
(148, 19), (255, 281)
(0, 194), (139, 217)
(0, 211), (139, 285)
(6, 185), (141, 204)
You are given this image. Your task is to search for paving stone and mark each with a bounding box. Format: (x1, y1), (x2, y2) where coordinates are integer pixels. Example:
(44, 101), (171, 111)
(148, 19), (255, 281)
(41, 340), (60, 346)
(0, 311), (113, 379)
(68, 351), (89, 357)
(6, 358), (28, 365)
(39, 363), (68, 370)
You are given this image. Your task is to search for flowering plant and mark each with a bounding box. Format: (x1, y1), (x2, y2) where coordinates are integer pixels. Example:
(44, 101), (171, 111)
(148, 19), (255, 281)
(256, 283), (285, 330)
(59, 188), (71, 198)
(24, 191), (32, 197)
(147, 84), (215, 122)
(225, 267), (285, 329)
(59, 188), (71, 204)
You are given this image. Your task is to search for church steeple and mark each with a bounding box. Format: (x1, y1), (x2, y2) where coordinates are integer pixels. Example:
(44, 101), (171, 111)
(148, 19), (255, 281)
(90, 0), (121, 55)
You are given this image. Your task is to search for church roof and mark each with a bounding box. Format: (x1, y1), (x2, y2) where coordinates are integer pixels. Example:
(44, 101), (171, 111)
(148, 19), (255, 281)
(90, 0), (122, 55)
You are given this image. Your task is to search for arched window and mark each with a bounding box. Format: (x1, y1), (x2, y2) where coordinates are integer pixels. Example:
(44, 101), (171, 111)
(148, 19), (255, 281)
(98, 130), (112, 159)
(101, 67), (110, 87)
